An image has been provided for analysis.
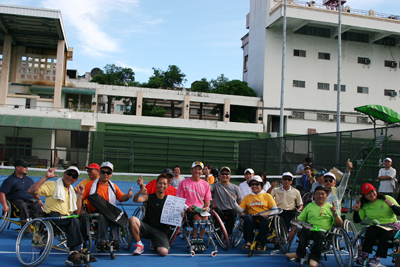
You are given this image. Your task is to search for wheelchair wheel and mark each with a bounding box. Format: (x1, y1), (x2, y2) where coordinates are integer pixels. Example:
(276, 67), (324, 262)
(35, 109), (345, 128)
(274, 216), (288, 254)
(16, 219), (54, 267)
(332, 228), (354, 267)
(210, 209), (229, 250)
(343, 219), (357, 242)
(132, 205), (145, 221)
(169, 225), (181, 246)
(231, 217), (243, 248)
(0, 200), (11, 234)
(119, 224), (132, 251)
(352, 227), (367, 260)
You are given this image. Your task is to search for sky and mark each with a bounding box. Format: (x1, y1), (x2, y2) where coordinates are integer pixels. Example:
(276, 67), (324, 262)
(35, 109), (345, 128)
(2, 0), (400, 87)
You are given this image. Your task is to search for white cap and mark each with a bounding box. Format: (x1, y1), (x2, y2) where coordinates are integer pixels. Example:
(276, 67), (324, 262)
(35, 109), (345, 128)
(384, 157), (392, 162)
(244, 168), (255, 175)
(282, 172), (293, 178)
(248, 175), (263, 184)
(191, 161), (204, 169)
(66, 166), (80, 176)
(324, 172), (336, 181)
(100, 161), (114, 171)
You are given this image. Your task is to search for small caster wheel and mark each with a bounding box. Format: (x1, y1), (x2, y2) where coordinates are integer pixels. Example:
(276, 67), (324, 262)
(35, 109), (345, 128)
(249, 251), (253, 257)
(110, 252), (116, 260)
(191, 251), (195, 257)
(211, 251), (217, 257)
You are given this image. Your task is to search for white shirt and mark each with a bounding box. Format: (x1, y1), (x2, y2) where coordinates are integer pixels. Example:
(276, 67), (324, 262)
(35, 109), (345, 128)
(239, 181), (252, 198)
(378, 167), (397, 193)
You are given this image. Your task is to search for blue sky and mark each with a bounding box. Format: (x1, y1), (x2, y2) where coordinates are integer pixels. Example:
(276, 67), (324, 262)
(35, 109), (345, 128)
(3, 0), (400, 87)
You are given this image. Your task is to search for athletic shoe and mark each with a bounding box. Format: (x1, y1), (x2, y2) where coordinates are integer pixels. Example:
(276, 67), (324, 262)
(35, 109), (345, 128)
(132, 244), (144, 255)
(355, 251), (368, 265)
(96, 241), (107, 253)
(368, 255), (381, 267)
(111, 240), (120, 251)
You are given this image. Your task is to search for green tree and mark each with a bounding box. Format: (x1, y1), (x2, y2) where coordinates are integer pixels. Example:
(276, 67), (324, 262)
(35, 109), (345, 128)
(91, 64), (135, 114)
(142, 101), (167, 117)
(191, 78), (210, 93)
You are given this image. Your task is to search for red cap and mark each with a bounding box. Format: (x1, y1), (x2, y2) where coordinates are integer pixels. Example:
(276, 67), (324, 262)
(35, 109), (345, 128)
(85, 163), (100, 171)
(361, 183), (376, 195)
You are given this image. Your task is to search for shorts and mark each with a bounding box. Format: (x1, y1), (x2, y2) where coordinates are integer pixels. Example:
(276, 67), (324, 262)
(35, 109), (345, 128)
(139, 222), (170, 250)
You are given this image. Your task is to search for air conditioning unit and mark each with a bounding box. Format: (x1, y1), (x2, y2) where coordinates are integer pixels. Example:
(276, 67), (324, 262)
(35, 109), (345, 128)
(391, 62), (398, 68)
(390, 91), (398, 97)
(364, 58), (371, 64)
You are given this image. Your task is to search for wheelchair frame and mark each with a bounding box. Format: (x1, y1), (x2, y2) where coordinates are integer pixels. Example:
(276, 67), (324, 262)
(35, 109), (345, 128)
(0, 199), (22, 233)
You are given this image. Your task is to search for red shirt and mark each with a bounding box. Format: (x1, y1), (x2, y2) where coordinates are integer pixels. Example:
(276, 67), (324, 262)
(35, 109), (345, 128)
(145, 180), (176, 196)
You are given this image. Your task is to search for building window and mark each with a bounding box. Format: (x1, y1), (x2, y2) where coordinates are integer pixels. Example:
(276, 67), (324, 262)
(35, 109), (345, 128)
(317, 113), (329, 121)
(293, 80), (305, 88)
(357, 87), (369, 94)
(384, 60), (397, 68)
(292, 111), (305, 119)
(98, 103), (105, 111)
(374, 37), (396, 46)
(357, 116), (368, 124)
(334, 84), (346, 92)
(333, 115), (345, 122)
(317, 83), (329, 90)
(116, 105), (131, 112)
(5, 137), (32, 157)
(294, 26), (331, 38)
(358, 57), (371, 65)
(294, 49), (306, 57)
(318, 52), (330, 60)
(341, 32), (369, 43)
(19, 55), (57, 82)
(243, 55), (248, 72)
(384, 89), (397, 97)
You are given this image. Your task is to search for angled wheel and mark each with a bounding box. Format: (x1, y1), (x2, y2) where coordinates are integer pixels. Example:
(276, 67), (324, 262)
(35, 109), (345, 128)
(119, 224), (132, 251)
(352, 227), (367, 260)
(0, 200), (11, 234)
(210, 209), (229, 250)
(274, 216), (288, 254)
(16, 219), (54, 267)
(231, 217), (243, 248)
(169, 225), (181, 246)
(343, 219), (357, 242)
(332, 228), (354, 267)
(132, 205), (145, 221)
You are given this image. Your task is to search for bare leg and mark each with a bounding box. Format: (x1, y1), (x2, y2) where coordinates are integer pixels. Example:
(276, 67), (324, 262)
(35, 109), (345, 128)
(128, 217), (141, 242)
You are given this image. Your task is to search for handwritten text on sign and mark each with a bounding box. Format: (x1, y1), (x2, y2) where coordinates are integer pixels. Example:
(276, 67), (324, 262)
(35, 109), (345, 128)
(160, 195), (186, 227)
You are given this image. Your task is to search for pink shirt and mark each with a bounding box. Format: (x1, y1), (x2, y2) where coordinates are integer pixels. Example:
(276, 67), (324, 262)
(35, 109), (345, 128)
(176, 177), (211, 208)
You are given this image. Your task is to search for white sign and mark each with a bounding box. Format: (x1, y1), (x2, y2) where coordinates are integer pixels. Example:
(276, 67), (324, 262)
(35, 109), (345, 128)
(160, 195), (186, 227)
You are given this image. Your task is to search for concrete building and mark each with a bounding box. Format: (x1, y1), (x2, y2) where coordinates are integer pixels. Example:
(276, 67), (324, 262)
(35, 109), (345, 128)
(243, 0), (399, 134)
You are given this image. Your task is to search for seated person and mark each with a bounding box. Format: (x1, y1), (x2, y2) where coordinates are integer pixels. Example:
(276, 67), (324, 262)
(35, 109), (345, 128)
(28, 167), (95, 264)
(236, 175), (277, 251)
(137, 168), (176, 196)
(82, 161), (133, 252)
(0, 159), (43, 228)
(271, 172), (303, 231)
(176, 161), (211, 251)
(210, 166), (242, 238)
(353, 183), (400, 267)
(129, 174), (177, 256)
(239, 168), (255, 198)
(286, 186), (342, 267)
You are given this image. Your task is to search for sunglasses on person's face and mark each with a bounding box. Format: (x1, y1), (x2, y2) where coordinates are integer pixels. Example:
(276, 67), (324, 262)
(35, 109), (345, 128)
(220, 172), (230, 176)
(250, 183), (260, 187)
(100, 170), (112, 175)
(324, 179), (334, 183)
(282, 177), (292, 181)
(66, 171), (79, 179)
(87, 169), (97, 173)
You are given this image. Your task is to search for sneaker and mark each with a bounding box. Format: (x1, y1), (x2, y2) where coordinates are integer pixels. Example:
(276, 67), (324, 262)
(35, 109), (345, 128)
(97, 241), (107, 253)
(355, 251), (368, 265)
(368, 255), (381, 267)
(197, 238), (206, 252)
(149, 240), (155, 251)
(111, 240), (120, 251)
(132, 244), (144, 255)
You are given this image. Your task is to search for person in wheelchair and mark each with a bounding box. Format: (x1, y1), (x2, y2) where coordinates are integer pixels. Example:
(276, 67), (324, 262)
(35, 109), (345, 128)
(271, 172), (303, 231)
(28, 166), (95, 265)
(82, 161), (133, 253)
(286, 186), (343, 267)
(129, 174), (177, 256)
(0, 159), (43, 229)
(237, 175), (277, 251)
(176, 161), (211, 251)
(210, 166), (242, 239)
(137, 168), (176, 196)
(352, 183), (400, 267)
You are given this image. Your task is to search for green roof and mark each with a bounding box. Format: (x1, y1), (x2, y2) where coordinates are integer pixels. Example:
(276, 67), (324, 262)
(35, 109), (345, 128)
(0, 115), (81, 130)
(354, 105), (400, 124)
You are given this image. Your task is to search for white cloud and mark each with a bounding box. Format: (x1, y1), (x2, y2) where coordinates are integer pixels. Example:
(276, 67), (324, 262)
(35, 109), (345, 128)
(114, 60), (153, 76)
(41, 0), (139, 57)
(142, 18), (163, 25)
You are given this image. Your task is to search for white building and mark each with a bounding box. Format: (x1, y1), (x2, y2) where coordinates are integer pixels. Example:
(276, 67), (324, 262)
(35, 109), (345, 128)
(243, 0), (400, 134)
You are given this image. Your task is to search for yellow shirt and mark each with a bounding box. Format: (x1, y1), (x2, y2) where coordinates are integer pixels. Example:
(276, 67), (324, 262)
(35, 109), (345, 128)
(240, 192), (276, 215)
(38, 181), (71, 216)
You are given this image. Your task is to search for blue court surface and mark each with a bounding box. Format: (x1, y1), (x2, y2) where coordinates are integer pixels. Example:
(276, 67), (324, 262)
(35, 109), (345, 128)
(0, 177), (397, 267)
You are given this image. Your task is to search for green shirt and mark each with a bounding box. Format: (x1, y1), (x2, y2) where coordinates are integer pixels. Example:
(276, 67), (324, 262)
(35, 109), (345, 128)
(359, 195), (399, 224)
(297, 202), (335, 231)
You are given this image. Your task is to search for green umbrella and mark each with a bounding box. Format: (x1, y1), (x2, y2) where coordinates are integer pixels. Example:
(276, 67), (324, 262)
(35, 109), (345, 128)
(354, 105), (400, 124)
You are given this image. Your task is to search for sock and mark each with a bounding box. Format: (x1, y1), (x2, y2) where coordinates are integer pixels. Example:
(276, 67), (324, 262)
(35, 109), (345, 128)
(136, 241), (143, 246)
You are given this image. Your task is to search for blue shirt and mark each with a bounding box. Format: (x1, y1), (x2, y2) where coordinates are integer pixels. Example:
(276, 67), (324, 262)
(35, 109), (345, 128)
(0, 173), (35, 201)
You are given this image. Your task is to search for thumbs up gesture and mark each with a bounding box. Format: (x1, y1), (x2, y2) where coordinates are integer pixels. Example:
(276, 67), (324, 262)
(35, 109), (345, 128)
(353, 201), (361, 212)
(330, 201), (338, 216)
(127, 187), (133, 198)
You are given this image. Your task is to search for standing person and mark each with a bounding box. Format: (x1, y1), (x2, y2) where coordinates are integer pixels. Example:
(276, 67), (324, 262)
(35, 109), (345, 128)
(176, 161), (211, 250)
(303, 166), (314, 193)
(0, 159), (42, 228)
(210, 166), (242, 238)
(271, 172), (303, 231)
(353, 183), (400, 266)
(296, 157), (313, 191)
(310, 169), (326, 194)
(203, 164), (215, 184)
(82, 162), (133, 252)
(239, 168), (255, 198)
(378, 158), (397, 197)
(170, 165), (185, 189)
(129, 174), (177, 256)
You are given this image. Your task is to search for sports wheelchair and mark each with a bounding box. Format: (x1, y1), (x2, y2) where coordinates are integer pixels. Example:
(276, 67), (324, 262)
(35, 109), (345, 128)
(16, 214), (95, 267)
(0, 199), (21, 233)
(287, 221), (354, 267)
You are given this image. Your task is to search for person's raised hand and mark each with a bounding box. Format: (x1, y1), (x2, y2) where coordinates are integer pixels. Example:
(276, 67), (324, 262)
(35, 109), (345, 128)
(346, 159), (353, 172)
(45, 168), (58, 179)
(137, 175), (144, 186)
(127, 187), (133, 198)
(353, 201), (361, 212)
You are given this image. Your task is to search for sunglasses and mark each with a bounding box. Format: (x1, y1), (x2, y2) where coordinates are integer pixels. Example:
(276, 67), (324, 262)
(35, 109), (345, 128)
(250, 183), (260, 187)
(100, 170), (112, 175)
(282, 177), (292, 181)
(66, 171), (79, 179)
(220, 172), (230, 176)
(324, 179), (334, 183)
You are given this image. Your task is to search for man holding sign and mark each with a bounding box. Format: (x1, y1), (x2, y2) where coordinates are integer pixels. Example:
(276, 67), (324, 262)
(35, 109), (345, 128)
(129, 174), (178, 256)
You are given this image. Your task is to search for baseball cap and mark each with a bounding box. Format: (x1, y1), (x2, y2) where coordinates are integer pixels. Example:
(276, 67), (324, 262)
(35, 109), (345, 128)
(244, 168), (255, 175)
(191, 161), (204, 169)
(324, 172), (336, 181)
(14, 159), (30, 168)
(162, 168), (174, 177)
(66, 166), (80, 177)
(282, 172), (293, 178)
(85, 163), (100, 171)
(384, 158), (392, 162)
(314, 185), (329, 194)
(100, 161), (114, 171)
(248, 175), (263, 185)
(361, 183), (376, 195)
(220, 166), (231, 173)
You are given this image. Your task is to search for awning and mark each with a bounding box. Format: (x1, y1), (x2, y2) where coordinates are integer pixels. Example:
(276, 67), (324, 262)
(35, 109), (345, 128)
(354, 105), (400, 124)
(0, 115), (81, 130)
(30, 86), (96, 96)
